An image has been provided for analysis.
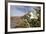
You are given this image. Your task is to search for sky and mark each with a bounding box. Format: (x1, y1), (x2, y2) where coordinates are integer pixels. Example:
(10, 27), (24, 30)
(10, 5), (39, 16)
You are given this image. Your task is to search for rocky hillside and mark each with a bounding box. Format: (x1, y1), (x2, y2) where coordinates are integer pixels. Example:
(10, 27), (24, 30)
(11, 16), (30, 28)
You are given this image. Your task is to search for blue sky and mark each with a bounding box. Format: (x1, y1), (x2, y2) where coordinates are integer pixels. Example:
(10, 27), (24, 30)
(10, 5), (39, 16)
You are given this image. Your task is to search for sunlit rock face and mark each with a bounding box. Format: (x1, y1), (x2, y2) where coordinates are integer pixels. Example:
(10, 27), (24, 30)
(26, 8), (38, 19)
(29, 12), (38, 19)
